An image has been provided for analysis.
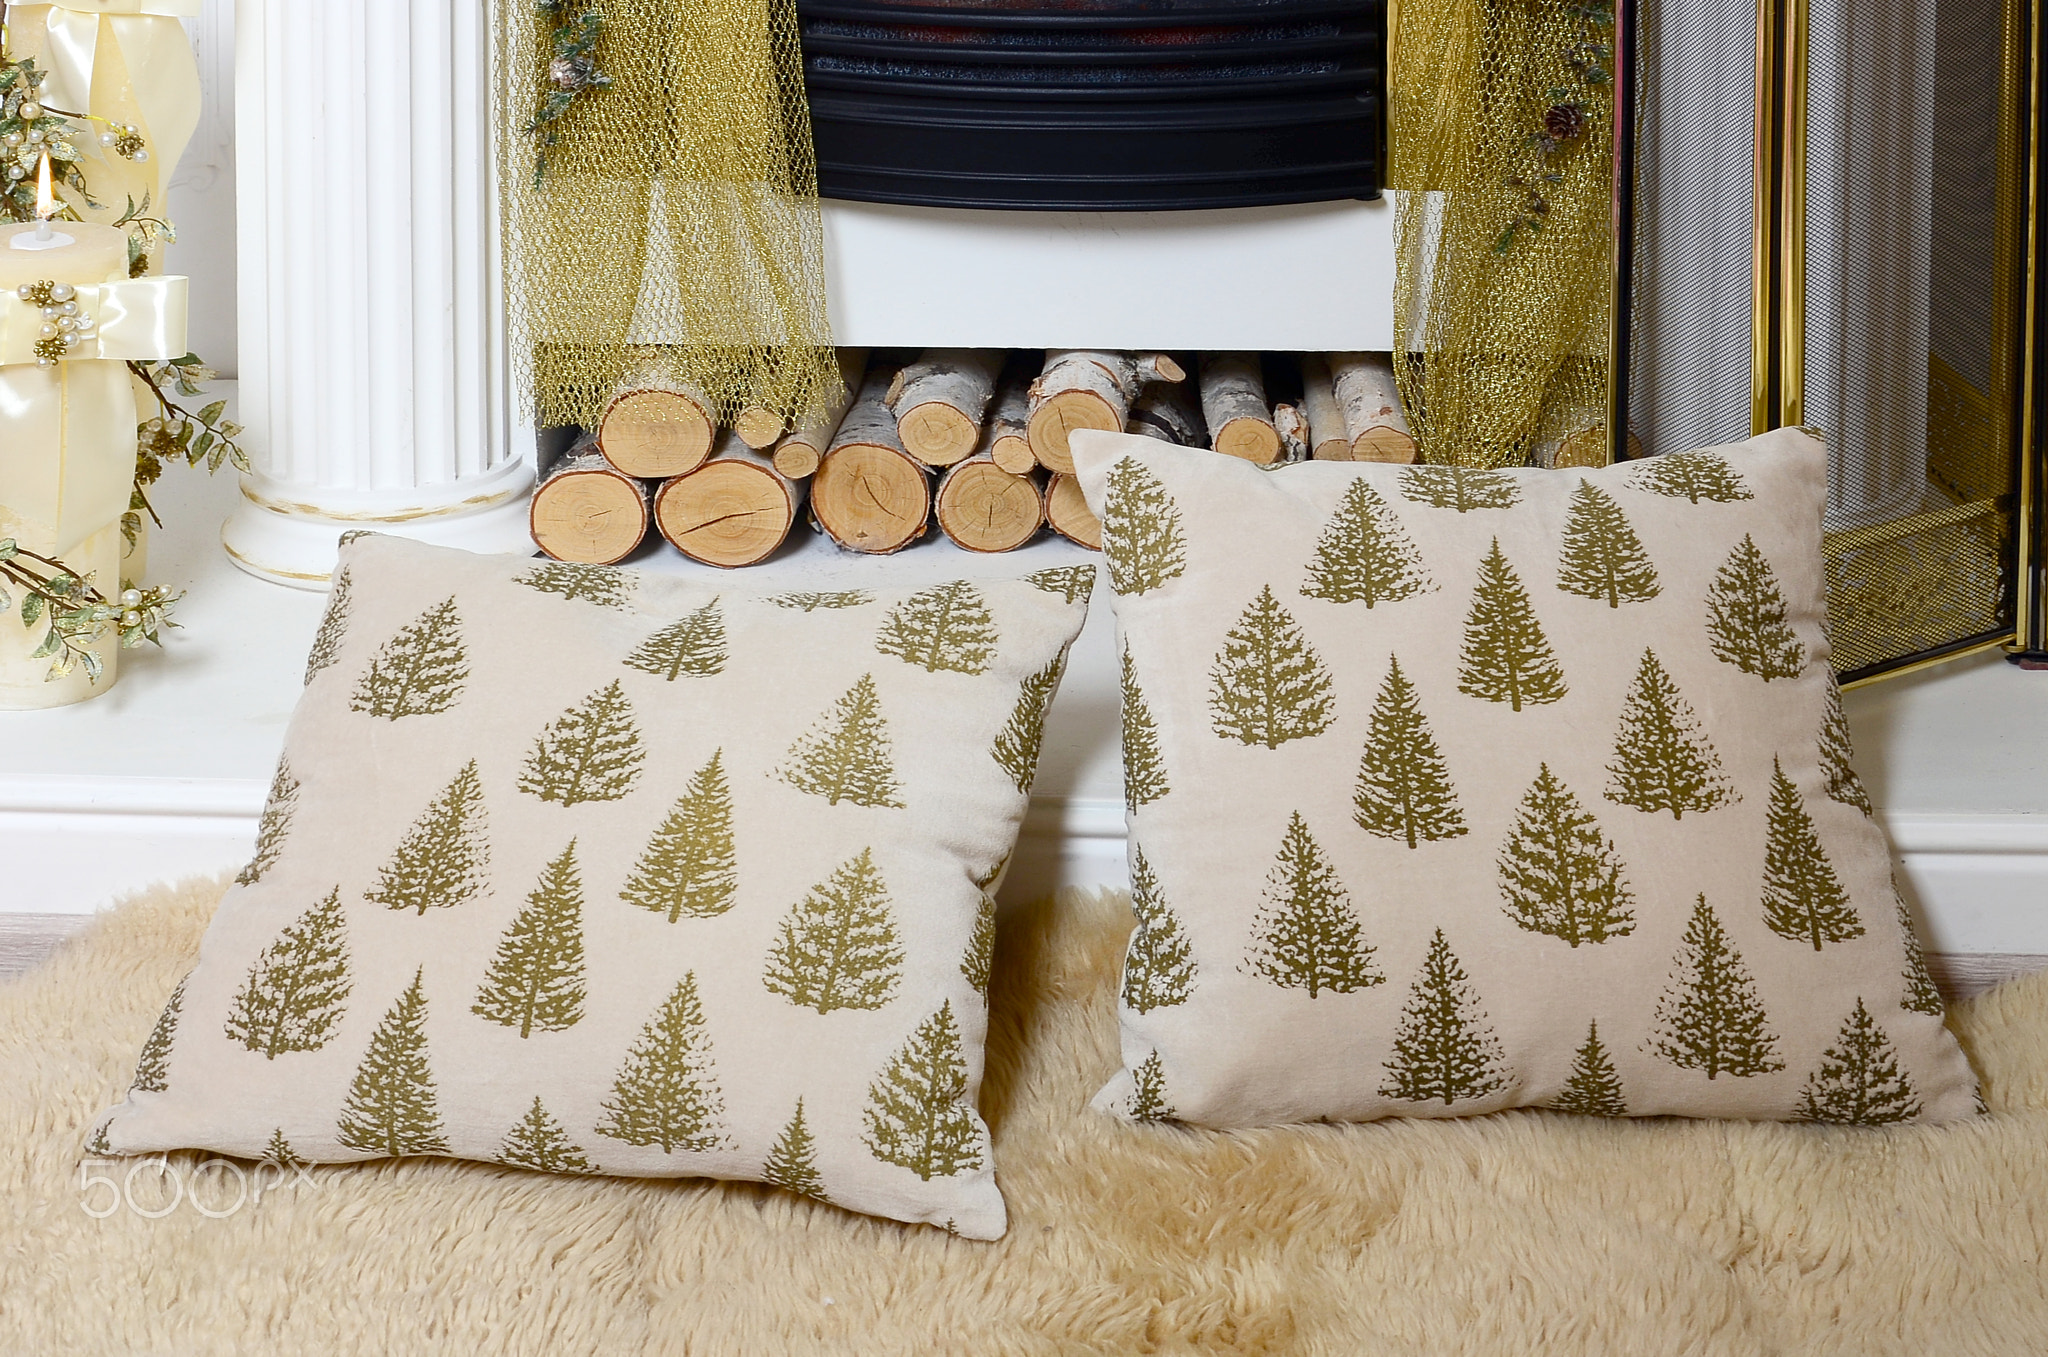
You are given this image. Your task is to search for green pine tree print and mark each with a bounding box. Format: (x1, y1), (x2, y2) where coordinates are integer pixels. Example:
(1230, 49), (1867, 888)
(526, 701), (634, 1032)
(1400, 464), (1523, 512)
(83, 1120), (114, 1158)
(624, 599), (727, 680)
(1128, 1050), (1174, 1122)
(875, 580), (1000, 675)
(302, 566), (353, 685)
(1603, 649), (1737, 819)
(349, 596), (469, 719)
(962, 891), (997, 997)
(1299, 480), (1434, 607)
(335, 969), (450, 1157)
(1353, 656), (1467, 848)
(364, 760), (490, 914)
(1457, 539), (1568, 711)
(1550, 1020), (1627, 1117)
(992, 650), (1067, 793)
(472, 840), (588, 1038)
(1705, 534), (1808, 679)
(1100, 457), (1188, 595)
(1121, 646), (1171, 811)
(1378, 929), (1511, 1105)
(777, 674), (905, 808)
(1818, 680), (1874, 815)
(1633, 449), (1754, 503)
(620, 751), (738, 922)
(1647, 895), (1785, 1079)
(1244, 812), (1383, 996)
(518, 679), (647, 806)
(1555, 482), (1661, 608)
(1209, 585), (1337, 747)
(1122, 845), (1197, 1012)
(1497, 763), (1636, 946)
(223, 887), (353, 1059)
(762, 848), (906, 1013)
(236, 757), (300, 886)
(131, 975), (186, 1093)
(1795, 998), (1923, 1125)
(1025, 564), (1096, 604)
(1760, 758), (1863, 950)
(516, 560), (632, 609)
(261, 1127), (307, 1173)
(596, 971), (729, 1154)
(862, 1000), (985, 1180)
(763, 1098), (827, 1200)
(498, 1096), (598, 1173)
(1896, 892), (1945, 1016)
(771, 589), (874, 611)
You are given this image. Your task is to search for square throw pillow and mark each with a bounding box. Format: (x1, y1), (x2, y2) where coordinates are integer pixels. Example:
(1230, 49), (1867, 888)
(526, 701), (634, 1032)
(1070, 426), (1977, 1130)
(90, 536), (1094, 1239)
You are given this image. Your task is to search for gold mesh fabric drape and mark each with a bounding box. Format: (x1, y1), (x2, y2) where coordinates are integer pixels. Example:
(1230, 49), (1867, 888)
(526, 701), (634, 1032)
(1391, 0), (1617, 468)
(496, 0), (840, 430)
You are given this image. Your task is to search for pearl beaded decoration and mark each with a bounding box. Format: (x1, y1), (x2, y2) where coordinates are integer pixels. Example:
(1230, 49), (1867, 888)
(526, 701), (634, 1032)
(15, 280), (95, 366)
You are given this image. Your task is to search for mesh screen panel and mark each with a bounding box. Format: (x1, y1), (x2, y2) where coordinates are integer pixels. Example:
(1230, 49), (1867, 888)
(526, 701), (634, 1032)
(1808, 0), (2018, 678)
(1625, 0), (2021, 680)
(1626, 0), (1759, 458)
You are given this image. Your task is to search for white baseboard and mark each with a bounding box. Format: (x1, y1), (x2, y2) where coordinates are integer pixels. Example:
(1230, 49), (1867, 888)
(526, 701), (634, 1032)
(5, 784), (2045, 958)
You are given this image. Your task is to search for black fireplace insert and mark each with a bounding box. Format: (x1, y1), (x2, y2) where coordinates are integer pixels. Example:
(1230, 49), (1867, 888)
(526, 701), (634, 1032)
(797, 0), (1386, 211)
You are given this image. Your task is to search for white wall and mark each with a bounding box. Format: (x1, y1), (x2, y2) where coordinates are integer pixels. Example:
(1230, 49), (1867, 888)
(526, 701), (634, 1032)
(162, 0), (238, 375)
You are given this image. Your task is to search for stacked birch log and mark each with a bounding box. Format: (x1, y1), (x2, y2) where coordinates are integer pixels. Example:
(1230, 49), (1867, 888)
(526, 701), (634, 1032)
(529, 349), (1418, 565)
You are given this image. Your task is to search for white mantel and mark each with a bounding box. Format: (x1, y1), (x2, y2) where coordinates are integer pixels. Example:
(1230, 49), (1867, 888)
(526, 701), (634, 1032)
(200, 1), (1398, 590)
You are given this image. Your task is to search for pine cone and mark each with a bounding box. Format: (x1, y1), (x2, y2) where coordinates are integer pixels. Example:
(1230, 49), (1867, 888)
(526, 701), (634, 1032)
(1544, 103), (1586, 142)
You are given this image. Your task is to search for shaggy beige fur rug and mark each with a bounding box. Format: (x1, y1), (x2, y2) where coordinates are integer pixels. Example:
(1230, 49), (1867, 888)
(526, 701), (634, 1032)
(4, 875), (2046, 1356)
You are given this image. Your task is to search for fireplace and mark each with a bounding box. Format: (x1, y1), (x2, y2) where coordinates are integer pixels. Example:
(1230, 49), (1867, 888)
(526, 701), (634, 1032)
(797, 0), (1387, 210)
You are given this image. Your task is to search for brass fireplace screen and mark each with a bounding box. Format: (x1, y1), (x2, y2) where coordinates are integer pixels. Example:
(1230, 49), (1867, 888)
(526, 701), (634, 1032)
(1623, 0), (2043, 684)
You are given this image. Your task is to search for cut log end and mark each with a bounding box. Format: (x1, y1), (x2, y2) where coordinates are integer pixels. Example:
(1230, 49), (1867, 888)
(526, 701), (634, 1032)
(531, 470), (648, 565)
(599, 389), (716, 478)
(654, 460), (795, 568)
(773, 441), (823, 479)
(733, 405), (786, 450)
(1352, 426), (1420, 464)
(1043, 474), (1102, 551)
(936, 461), (1044, 553)
(1027, 392), (1120, 475)
(813, 444), (932, 554)
(989, 433), (1037, 475)
(1146, 354), (1188, 385)
(1213, 416), (1283, 464)
(898, 402), (981, 467)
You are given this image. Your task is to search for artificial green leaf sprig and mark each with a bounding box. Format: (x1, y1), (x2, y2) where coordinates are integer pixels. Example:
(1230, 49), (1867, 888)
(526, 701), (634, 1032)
(113, 192), (175, 277)
(526, 1), (611, 185)
(0, 538), (179, 683)
(0, 56), (92, 223)
(125, 354), (249, 548)
(1494, 0), (1615, 254)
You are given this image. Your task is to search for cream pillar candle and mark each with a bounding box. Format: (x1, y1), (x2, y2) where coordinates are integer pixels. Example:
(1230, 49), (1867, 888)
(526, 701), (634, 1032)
(0, 211), (141, 707)
(0, 220), (129, 290)
(220, 0), (535, 590)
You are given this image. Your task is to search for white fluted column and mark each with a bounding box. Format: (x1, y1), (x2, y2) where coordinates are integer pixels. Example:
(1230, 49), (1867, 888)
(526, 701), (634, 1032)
(223, 0), (534, 589)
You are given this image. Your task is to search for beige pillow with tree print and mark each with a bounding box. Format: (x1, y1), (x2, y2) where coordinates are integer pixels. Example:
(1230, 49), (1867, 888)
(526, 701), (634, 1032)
(90, 536), (1093, 1239)
(1071, 427), (1977, 1130)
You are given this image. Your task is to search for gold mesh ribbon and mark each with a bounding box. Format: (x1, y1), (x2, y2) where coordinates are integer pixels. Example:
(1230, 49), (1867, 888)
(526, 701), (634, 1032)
(496, 0), (839, 430)
(1390, 0), (1616, 468)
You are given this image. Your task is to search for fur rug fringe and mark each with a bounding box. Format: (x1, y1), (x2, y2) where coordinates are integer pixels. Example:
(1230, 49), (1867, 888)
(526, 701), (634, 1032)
(3, 876), (2046, 1355)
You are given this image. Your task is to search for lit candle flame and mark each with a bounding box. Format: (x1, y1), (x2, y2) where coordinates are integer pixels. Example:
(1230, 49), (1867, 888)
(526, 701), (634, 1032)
(34, 149), (57, 222)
